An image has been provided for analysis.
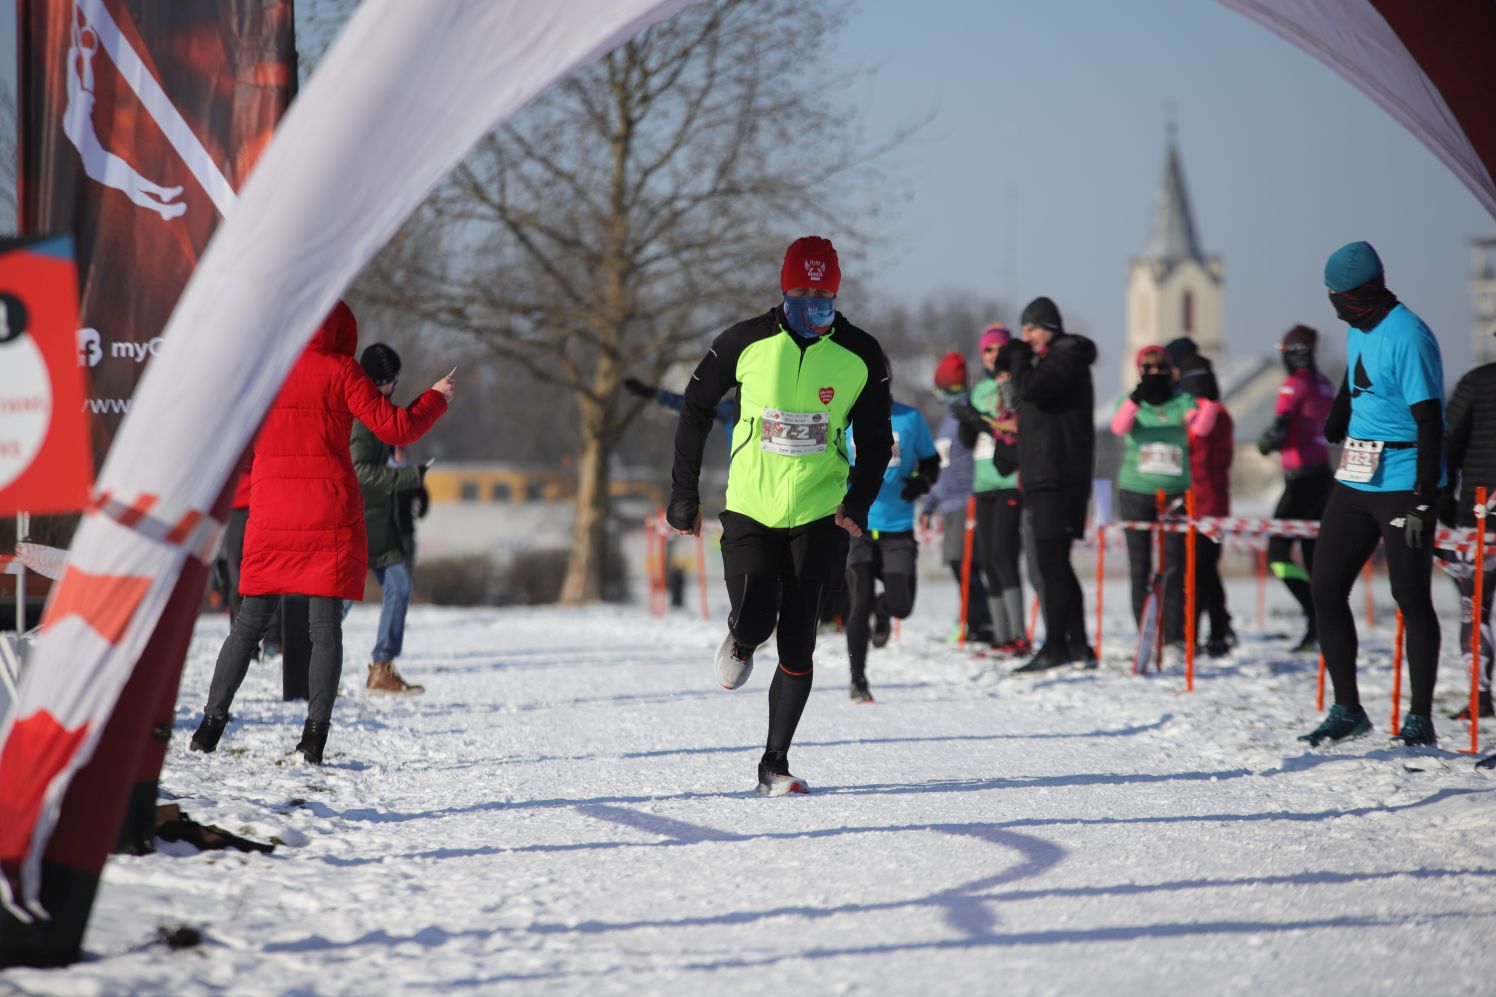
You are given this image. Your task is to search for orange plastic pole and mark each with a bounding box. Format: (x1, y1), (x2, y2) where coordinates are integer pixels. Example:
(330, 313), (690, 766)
(1363, 559), (1375, 629)
(1027, 595), (1041, 644)
(1316, 652), (1326, 711)
(1256, 547), (1267, 630)
(645, 514), (659, 614)
(958, 496), (977, 645)
(1094, 524), (1106, 652)
(1155, 490), (1167, 672)
(656, 506), (668, 616)
(1470, 486), (1488, 755)
(1185, 490), (1197, 692)
(893, 618), (901, 642)
(1390, 609), (1404, 737)
(695, 531), (710, 620)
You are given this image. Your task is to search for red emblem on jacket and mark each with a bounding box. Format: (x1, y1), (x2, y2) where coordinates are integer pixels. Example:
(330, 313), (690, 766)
(818, 386), (835, 405)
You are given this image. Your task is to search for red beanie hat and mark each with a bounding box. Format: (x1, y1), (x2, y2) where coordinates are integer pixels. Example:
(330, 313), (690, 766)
(934, 351), (968, 391)
(1135, 344), (1171, 370)
(780, 236), (841, 294)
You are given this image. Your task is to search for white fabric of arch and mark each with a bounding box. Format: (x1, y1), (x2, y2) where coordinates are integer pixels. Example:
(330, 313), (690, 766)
(0, 0), (700, 917)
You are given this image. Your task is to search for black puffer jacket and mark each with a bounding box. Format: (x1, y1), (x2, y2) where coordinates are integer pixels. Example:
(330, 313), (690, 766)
(1446, 361), (1496, 526)
(1004, 332), (1098, 491)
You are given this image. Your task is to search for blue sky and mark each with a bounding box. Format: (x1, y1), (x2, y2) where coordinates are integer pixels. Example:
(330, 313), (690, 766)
(4, 1), (1489, 382)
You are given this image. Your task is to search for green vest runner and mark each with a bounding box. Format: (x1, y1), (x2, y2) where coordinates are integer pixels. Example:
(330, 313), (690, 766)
(1117, 391), (1194, 495)
(970, 377), (1019, 493)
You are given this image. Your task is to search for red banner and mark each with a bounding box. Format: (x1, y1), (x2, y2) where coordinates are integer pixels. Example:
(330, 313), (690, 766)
(0, 235), (90, 515)
(18, 0), (295, 469)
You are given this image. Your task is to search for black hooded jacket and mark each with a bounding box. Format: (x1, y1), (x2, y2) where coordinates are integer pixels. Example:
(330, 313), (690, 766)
(1446, 361), (1496, 525)
(1003, 333), (1098, 491)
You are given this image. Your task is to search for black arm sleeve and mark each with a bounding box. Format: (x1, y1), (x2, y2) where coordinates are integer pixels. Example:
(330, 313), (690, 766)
(1443, 372), (1475, 484)
(668, 332), (744, 530)
(1410, 398), (1444, 497)
(841, 362), (894, 529)
(915, 454), (941, 487)
(1323, 374), (1351, 445)
(1006, 341), (1074, 406)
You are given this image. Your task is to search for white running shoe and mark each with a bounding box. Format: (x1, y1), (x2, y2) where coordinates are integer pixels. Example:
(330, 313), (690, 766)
(714, 632), (755, 690)
(756, 763), (810, 796)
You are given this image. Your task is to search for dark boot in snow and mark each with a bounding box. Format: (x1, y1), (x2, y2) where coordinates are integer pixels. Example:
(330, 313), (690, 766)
(1298, 704), (1371, 747)
(1450, 691), (1494, 721)
(190, 714), (226, 753)
(1391, 713), (1437, 748)
(849, 677), (874, 704)
(295, 720), (330, 765)
(870, 600), (892, 649)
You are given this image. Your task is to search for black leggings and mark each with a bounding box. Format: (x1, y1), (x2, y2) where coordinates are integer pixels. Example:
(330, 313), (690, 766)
(1311, 484), (1439, 716)
(846, 563), (916, 679)
(1193, 537), (1231, 640)
(976, 490), (1024, 643)
(1119, 489), (1186, 643)
(1034, 537), (1085, 658)
(207, 594), (343, 724)
(1269, 467), (1333, 626)
(726, 572), (826, 755)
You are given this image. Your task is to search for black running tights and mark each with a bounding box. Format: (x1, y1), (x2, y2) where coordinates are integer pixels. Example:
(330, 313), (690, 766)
(1311, 484), (1438, 715)
(726, 571), (826, 754)
(845, 562), (916, 679)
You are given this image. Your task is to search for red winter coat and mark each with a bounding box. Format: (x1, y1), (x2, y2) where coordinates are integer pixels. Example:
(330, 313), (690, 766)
(1188, 399), (1233, 518)
(239, 304), (447, 599)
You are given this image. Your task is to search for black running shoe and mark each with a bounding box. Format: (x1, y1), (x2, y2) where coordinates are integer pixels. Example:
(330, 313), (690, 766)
(849, 678), (874, 704)
(870, 607), (892, 649)
(1450, 691), (1494, 720)
(1291, 630), (1319, 654)
(1392, 713), (1436, 747)
(190, 714), (226, 753)
(1298, 704), (1372, 747)
(1013, 648), (1068, 673)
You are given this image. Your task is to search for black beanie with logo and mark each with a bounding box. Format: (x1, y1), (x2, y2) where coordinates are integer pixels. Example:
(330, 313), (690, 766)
(1020, 296), (1064, 335)
(361, 343), (402, 386)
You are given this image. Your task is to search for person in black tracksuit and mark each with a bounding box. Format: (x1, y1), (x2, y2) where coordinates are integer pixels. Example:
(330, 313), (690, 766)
(999, 296), (1098, 672)
(1440, 351), (1496, 722)
(1300, 241), (1445, 749)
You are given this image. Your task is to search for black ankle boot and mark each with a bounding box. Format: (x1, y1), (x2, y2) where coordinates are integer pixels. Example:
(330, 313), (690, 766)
(190, 714), (226, 753)
(295, 720), (330, 765)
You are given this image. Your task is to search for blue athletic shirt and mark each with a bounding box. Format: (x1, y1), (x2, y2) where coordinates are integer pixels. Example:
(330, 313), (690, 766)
(1343, 303), (1446, 492)
(847, 400), (937, 532)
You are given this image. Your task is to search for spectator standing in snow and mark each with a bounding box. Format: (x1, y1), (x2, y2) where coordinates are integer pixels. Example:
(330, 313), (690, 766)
(1176, 351), (1235, 656)
(1438, 337), (1496, 721)
(667, 236), (892, 796)
(1256, 325), (1336, 653)
(1001, 296), (1098, 673)
(190, 302), (453, 764)
(1300, 241), (1444, 749)
(844, 360), (940, 702)
(351, 343), (432, 696)
(219, 450), (282, 658)
(922, 351), (997, 645)
(951, 324), (1028, 656)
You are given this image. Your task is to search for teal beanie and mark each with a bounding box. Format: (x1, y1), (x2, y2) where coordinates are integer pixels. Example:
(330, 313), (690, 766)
(1324, 241), (1384, 292)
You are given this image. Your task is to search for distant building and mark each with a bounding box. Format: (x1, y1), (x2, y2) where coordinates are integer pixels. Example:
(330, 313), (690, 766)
(1471, 237), (1496, 366)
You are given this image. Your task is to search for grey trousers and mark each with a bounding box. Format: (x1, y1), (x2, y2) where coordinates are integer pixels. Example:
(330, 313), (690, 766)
(206, 594), (344, 724)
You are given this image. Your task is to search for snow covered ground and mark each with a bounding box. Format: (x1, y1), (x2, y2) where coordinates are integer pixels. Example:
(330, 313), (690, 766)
(5, 574), (1496, 995)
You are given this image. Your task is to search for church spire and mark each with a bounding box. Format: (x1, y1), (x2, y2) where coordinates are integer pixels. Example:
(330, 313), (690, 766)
(1143, 124), (1203, 267)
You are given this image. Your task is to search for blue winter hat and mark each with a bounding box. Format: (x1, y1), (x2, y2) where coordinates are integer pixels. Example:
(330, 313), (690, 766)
(1324, 241), (1384, 292)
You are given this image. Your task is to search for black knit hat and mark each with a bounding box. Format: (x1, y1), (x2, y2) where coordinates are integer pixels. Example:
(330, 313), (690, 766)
(1164, 337), (1198, 366)
(361, 343), (402, 386)
(1280, 324), (1317, 352)
(1020, 296), (1064, 334)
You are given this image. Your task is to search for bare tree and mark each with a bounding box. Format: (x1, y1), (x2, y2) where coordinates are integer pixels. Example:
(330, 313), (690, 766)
(366, 0), (905, 603)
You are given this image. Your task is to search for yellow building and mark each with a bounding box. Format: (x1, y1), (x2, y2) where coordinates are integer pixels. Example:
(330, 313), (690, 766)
(424, 461), (665, 508)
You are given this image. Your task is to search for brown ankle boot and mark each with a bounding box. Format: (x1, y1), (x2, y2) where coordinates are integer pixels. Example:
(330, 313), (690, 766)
(366, 661), (424, 695)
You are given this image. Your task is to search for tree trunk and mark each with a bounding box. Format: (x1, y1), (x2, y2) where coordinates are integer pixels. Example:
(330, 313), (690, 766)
(558, 396), (614, 604)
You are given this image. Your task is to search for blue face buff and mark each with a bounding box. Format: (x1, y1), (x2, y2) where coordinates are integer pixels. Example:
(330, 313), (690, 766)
(782, 294), (836, 338)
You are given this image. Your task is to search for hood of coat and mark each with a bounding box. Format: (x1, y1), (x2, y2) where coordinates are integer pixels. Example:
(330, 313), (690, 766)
(1048, 332), (1097, 367)
(307, 300), (359, 357)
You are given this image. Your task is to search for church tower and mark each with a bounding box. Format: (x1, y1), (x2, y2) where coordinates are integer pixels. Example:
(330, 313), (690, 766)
(1123, 131), (1224, 389)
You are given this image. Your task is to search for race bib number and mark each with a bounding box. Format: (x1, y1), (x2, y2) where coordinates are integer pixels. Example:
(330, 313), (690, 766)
(1335, 437), (1383, 484)
(935, 437), (952, 468)
(887, 430), (902, 470)
(972, 433), (996, 461)
(760, 409), (829, 457)
(1138, 442), (1184, 477)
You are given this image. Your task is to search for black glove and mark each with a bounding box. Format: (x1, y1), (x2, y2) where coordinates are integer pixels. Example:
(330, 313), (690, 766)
(1405, 493), (1434, 548)
(1003, 340), (1034, 373)
(899, 475), (931, 502)
(419, 458), (434, 482)
(1437, 491), (1459, 529)
(1256, 429), (1277, 456)
(666, 497), (699, 533)
(623, 377), (656, 400)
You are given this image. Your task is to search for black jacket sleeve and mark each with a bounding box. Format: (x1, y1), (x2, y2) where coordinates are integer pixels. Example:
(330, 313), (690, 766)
(1005, 340), (1070, 406)
(1324, 374), (1351, 445)
(1410, 398), (1444, 497)
(1443, 370), (1476, 487)
(668, 327), (746, 530)
(841, 355), (894, 530)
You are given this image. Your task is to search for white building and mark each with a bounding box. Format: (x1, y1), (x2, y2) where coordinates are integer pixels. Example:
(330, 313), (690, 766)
(1470, 237), (1496, 366)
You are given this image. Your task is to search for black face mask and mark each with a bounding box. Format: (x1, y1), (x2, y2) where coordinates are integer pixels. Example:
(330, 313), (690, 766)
(1281, 348), (1314, 375)
(1138, 373), (1174, 404)
(1328, 277), (1398, 331)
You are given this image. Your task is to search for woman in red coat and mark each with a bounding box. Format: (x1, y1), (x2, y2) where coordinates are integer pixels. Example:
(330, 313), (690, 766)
(191, 301), (453, 763)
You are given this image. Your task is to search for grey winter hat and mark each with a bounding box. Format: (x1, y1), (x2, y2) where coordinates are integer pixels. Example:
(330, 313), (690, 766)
(361, 343), (402, 386)
(1020, 296), (1064, 334)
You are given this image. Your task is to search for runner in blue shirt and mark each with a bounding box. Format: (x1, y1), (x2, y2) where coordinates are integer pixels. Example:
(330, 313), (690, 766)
(844, 377), (939, 702)
(1300, 241), (1446, 749)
